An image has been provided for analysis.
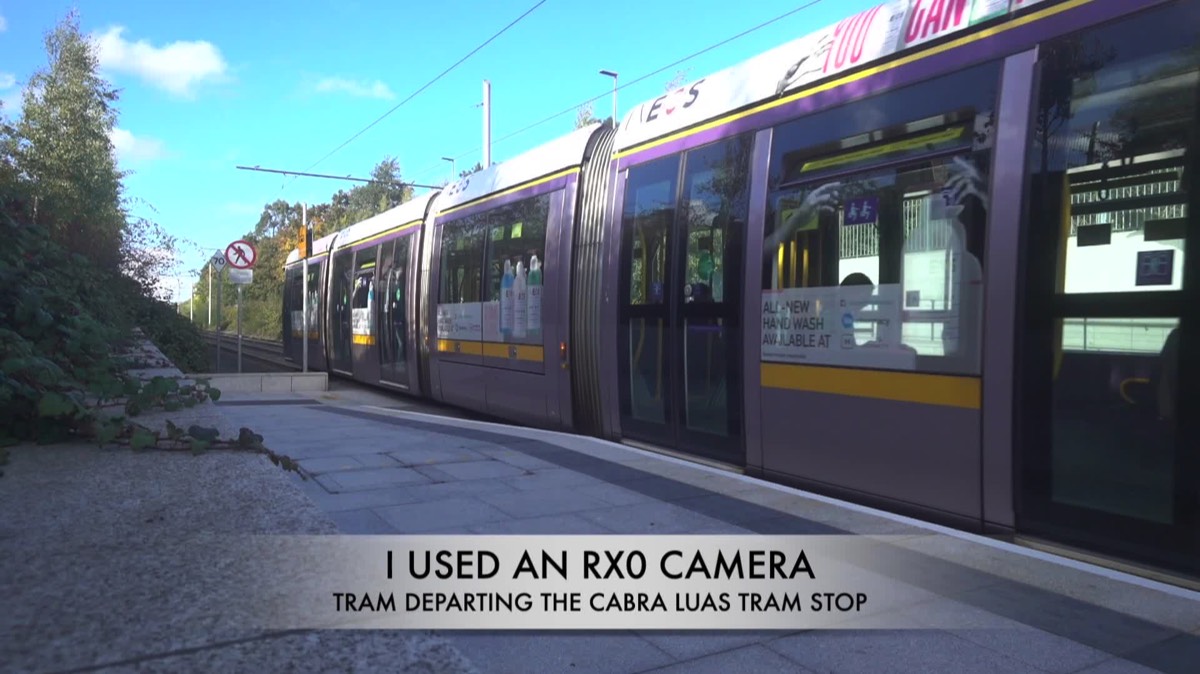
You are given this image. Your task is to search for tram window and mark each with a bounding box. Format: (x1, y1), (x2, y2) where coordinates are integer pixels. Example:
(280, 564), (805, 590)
(305, 262), (321, 338)
(479, 193), (550, 344)
(1029, 3), (1196, 355)
(285, 266), (302, 338)
(625, 155), (680, 306)
(331, 249), (354, 366)
(481, 196), (550, 303)
(352, 249), (376, 310)
(762, 61), (1000, 375)
(681, 134), (752, 305)
(438, 217), (484, 304)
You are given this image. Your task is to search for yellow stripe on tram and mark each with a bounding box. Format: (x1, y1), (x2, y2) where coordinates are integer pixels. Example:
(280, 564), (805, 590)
(436, 339), (545, 362)
(761, 363), (981, 409)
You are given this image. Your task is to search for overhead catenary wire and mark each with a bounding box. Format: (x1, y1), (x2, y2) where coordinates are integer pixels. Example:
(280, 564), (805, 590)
(286, 0), (548, 192)
(412, 0), (828, 182)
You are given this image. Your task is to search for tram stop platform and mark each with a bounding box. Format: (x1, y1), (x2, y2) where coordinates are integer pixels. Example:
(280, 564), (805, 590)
(3, 343), (1199, 673)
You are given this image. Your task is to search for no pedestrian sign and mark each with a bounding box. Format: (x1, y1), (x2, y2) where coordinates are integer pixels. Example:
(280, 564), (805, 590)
(225, 240), (257, 269)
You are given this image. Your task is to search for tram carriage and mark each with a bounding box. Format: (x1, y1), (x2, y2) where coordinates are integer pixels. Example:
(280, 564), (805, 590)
(285, 0), (1199, 578)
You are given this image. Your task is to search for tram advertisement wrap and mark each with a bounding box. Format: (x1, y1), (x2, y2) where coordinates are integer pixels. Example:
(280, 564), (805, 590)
(761, 284), (916, 370)
(203, 535), (985, 630)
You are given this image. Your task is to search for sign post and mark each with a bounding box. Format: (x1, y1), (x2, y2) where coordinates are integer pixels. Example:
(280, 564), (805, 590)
(210, 252), (227, 371)
(225, 240), (258, 375)
(237, 285), (243, 373)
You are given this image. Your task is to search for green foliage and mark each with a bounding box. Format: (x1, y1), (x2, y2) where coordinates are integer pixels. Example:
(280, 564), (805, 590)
(0, 10), (298, 479)
(188, 156), (420, 341)
(0, 211), (302, 478)
(12, 11), (125, 269)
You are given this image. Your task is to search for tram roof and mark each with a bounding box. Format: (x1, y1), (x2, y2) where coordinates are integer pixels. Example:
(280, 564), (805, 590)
(614, 0), (1051, 154)
(434, 123), (604, 215)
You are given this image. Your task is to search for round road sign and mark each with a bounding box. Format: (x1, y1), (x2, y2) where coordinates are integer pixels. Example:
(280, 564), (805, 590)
(225, 240), (257, 269)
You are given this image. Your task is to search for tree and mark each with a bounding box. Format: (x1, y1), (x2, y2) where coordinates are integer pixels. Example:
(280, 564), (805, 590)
(664, 69), (691, 93)
(14, 11), (126, 270)
(346, 157), (412, 220)
(573, 101), (613, 131)
(575, 102), (599, 129)
(459, 162), (483, 178)
(1033, 37), (1116, 174)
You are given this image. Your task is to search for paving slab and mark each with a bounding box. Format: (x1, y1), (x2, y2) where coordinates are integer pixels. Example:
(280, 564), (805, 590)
(638, 630), (798, 663)
(328, 508), (401, 535)
(427, 458), (531, 481)
(444, 632), (674, 674)
(478, 487), (614, 519)
(375, 497), (514, 533)
(767, 630), (1045, 674)
(644, 643), (812, 673)
(316, 466), (432, 492)
(466, 513), (615, 535)
(390, 445), (490, 466)
(576, 501), (732, 535)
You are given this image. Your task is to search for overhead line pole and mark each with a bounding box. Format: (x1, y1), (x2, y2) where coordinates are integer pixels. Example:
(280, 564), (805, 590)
(483, 80), (492, 168)
(414, 0), (830, 181)
(302, 202), (309, 374)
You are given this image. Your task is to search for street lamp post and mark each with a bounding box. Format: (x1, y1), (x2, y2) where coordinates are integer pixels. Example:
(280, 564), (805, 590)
(599, 70), (618, 127)
(442, 156), (456, 181)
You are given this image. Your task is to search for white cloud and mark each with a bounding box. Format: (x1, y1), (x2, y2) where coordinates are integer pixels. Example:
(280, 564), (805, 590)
(94, 26), (228, 98)
(0, 73), (15, 90)
(313, 77), (395, 100)
(109, 127), (168, 162)
(0, 14), (7, 32)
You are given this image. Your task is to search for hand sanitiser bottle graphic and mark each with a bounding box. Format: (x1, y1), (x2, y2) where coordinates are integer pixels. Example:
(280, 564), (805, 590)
(513, 260), (527, 339)
(527, 255), (542, 338)
(501, 260), (515, 337)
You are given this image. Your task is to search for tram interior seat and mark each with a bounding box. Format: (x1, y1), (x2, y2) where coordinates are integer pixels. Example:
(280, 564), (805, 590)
(1051, 328), (1178, 521)
(1054, 328), (1178, 453)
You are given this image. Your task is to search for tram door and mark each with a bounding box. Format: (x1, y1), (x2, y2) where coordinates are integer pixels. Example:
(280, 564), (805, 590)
(379, 236), (411, 387)
(1017, 2), (1200, 576)
(616, 135), (752, 464)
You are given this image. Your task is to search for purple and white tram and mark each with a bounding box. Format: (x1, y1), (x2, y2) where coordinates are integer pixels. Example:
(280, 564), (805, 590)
(285, 0), (1200, 579)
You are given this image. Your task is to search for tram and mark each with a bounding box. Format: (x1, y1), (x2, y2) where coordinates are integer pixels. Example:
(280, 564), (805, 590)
(285, 0), (1199, 578)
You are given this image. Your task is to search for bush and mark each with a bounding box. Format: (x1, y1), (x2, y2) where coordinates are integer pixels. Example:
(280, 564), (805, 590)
(0, 212), (299, 477)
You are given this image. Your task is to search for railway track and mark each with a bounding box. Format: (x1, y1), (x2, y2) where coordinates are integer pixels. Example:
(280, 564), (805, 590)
(200, 331), (296, 372)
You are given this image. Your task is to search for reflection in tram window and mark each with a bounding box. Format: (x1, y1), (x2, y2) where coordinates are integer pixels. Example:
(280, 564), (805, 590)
(626, 157), (676, 307)
(1026, 4), (1197, 526)
(351, 249), (375, 346)
(436, 217), (485, 344)
(284, 265), (302, 344)
(762, 63), (1000, 375)
(679, 135), (751, 436)
(439, 218), (484, 305)
(381, 237), (410, 377)
(330, 249), (354, 371)
(622, 155), (679, 424)
(305, 263), (321, 342)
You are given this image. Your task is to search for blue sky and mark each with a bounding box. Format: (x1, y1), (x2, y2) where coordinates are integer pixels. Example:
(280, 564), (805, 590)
(0, 0), (877, 301)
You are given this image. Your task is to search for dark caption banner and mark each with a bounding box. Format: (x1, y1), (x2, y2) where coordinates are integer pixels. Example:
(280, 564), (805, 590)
(210, 535), (994, 630)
